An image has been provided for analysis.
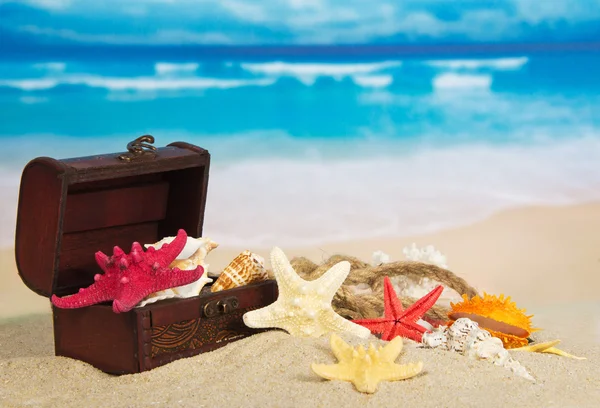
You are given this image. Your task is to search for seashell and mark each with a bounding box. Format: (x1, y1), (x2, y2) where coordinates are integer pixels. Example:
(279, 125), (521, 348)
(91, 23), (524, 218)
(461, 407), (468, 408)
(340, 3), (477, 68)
(421, 326), (448, 349)
(446, 317), (482, 353)
(465, 334), (534, 380)
(422, 317), (534, 381)
(137, 236), (218, 307)
(448, 293), (539, 349)
(465, 336), (505, 361)
(145, 236), (219, 260)
(211, 250), (268, 292)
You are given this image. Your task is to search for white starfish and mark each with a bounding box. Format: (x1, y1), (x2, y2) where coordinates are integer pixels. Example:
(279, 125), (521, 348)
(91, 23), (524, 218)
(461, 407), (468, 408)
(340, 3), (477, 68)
(242, 247), (371, 339)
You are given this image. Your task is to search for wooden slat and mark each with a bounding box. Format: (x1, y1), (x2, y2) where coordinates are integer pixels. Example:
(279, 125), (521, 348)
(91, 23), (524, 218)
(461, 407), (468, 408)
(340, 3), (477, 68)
(53, 306), (139, 374)
(56, 222), (160, 293)
(63, 182), (169, 233)
(15, 159), (67, 297)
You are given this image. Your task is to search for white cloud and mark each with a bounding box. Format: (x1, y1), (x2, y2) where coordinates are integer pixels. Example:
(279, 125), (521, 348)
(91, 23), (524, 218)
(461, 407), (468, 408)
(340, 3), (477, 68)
(19, 25), (236, 45)
(513, 0), (600, 24)
(151, 29), (235, 44)
(219, 0), (270, 24)
(8, 0), (600, 44)
(19, 0), (73, 9)
(288, 0), (321, 11)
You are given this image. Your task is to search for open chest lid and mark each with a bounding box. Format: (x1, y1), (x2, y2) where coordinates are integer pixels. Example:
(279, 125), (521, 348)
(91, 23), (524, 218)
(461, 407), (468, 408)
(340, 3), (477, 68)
(14, 136), (210, 298)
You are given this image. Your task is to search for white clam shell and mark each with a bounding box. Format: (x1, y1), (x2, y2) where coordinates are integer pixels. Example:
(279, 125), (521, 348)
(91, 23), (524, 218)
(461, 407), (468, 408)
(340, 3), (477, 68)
(136, 236), (218, 307)
(144, 236), (217, 260)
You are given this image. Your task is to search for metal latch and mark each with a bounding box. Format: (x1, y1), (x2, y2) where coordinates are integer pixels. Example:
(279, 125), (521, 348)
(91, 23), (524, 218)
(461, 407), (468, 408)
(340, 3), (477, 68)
(117, 135), (158, 162)
(203, 297), (240, 318)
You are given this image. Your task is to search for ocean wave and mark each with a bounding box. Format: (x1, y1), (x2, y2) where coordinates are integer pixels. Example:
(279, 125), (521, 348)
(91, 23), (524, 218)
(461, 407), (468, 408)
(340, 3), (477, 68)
(432, 73), (492, 90)
(18, 96), (48, 104)
(353, 75), (393, 88)
(236, 60), (401, 88)
(425, 57), (529, 71)
(154, 62), (200, 76)
(1, 71), (396, 94)
(0, 75), (276, 92)
(32, 62), (67, 72)
(2, 78), (60, 91)
(3, 134), (598, 248)
(191, 136), (600, 247)
(241, 60), (402, 78)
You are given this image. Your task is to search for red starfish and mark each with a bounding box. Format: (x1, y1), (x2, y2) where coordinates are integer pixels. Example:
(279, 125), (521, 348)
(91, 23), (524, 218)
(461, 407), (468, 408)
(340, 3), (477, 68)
(51, 229), (204, 313)
(352, 276), (444, 342)
(421, 315), (450, 328)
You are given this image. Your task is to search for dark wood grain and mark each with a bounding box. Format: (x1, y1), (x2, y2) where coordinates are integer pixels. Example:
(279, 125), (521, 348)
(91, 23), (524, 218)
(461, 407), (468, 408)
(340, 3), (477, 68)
(15, 158), (69, 296)
(14, 139), (280, 375)
(61, 146), (202, 183)
(62, 182), (169, 233)
(56, 222), (160, 295)
(15, 142), (210, 296)
(147, 280), (276, 326)
(51, 280), (278, 374)
(53, 305), (139, 375)
(67, 173), (163, 193)
(158, 166), (208, 239)
(141, 280), (278, 372)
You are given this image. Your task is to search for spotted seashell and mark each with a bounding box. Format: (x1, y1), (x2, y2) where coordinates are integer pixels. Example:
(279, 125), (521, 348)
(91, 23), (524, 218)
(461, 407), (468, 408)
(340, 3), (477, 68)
(211, 250), (268, 292)
(446, 317), (480, 353)
(421, 327), (448, 349)
(421, 317), (535, 381)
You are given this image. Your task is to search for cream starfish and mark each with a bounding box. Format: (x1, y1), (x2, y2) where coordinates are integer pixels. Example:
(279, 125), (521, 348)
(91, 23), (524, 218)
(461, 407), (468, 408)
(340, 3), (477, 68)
(242, 247), (371, 338)
(312, 334), (423, 393)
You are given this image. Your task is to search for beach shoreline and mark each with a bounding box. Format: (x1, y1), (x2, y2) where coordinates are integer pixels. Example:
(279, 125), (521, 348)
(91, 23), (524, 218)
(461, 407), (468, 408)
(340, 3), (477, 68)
(1, 202), (600, 407)
(3, 133), (600, 250)
(2, 202), (600, 320)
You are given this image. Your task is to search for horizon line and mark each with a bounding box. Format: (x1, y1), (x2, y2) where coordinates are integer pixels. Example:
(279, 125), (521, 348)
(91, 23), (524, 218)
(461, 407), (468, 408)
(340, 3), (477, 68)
(3, 40), (600, 60)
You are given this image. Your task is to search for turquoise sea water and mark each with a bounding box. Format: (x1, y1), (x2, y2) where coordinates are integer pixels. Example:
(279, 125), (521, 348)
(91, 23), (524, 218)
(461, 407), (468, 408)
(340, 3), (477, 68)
(1, 48), (599, 248)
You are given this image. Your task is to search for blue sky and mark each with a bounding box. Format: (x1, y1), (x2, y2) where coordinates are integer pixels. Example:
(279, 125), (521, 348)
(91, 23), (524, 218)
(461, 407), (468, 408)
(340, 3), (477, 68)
(1, 0), (600, 45)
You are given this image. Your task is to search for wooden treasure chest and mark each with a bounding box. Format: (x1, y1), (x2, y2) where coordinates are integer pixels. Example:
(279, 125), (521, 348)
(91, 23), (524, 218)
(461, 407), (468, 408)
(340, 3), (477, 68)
(14, 136), (278, 375)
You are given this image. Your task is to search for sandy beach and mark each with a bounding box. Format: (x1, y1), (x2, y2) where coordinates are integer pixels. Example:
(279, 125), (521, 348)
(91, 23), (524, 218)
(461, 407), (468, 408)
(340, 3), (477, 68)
(1, 202), (600, 407)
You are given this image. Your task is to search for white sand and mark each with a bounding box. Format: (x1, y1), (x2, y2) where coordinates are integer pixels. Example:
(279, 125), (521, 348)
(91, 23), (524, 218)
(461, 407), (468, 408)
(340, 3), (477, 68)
(1, 203), (600, 407)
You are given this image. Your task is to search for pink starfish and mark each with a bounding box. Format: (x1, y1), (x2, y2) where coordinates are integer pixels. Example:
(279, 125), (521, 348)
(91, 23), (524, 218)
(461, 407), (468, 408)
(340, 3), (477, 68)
(352, 276), (444, 342)
(51, 229), (204, 313)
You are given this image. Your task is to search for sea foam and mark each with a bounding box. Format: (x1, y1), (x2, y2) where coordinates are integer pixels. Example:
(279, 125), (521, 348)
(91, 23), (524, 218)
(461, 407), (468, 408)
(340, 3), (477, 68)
(432, 73), (492, 90)
(0, 75), (276, 91)
(154, 62), (200, 76)
(1, 136), (599, 249)
(240, 60), (402, 77)
(425, 57), (529, 71)
(198, 136), (600, 248)
(353, 75), (393, 88)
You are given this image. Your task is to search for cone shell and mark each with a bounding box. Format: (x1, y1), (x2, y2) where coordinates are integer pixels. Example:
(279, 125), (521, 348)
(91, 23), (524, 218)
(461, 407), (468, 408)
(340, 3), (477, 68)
(211, 250), (268, 292)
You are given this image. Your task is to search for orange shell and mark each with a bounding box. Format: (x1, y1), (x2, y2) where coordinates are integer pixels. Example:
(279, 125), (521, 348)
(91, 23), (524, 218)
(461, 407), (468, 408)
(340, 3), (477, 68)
(484, 328), (529, 349)
(448, 293), (539, 349)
